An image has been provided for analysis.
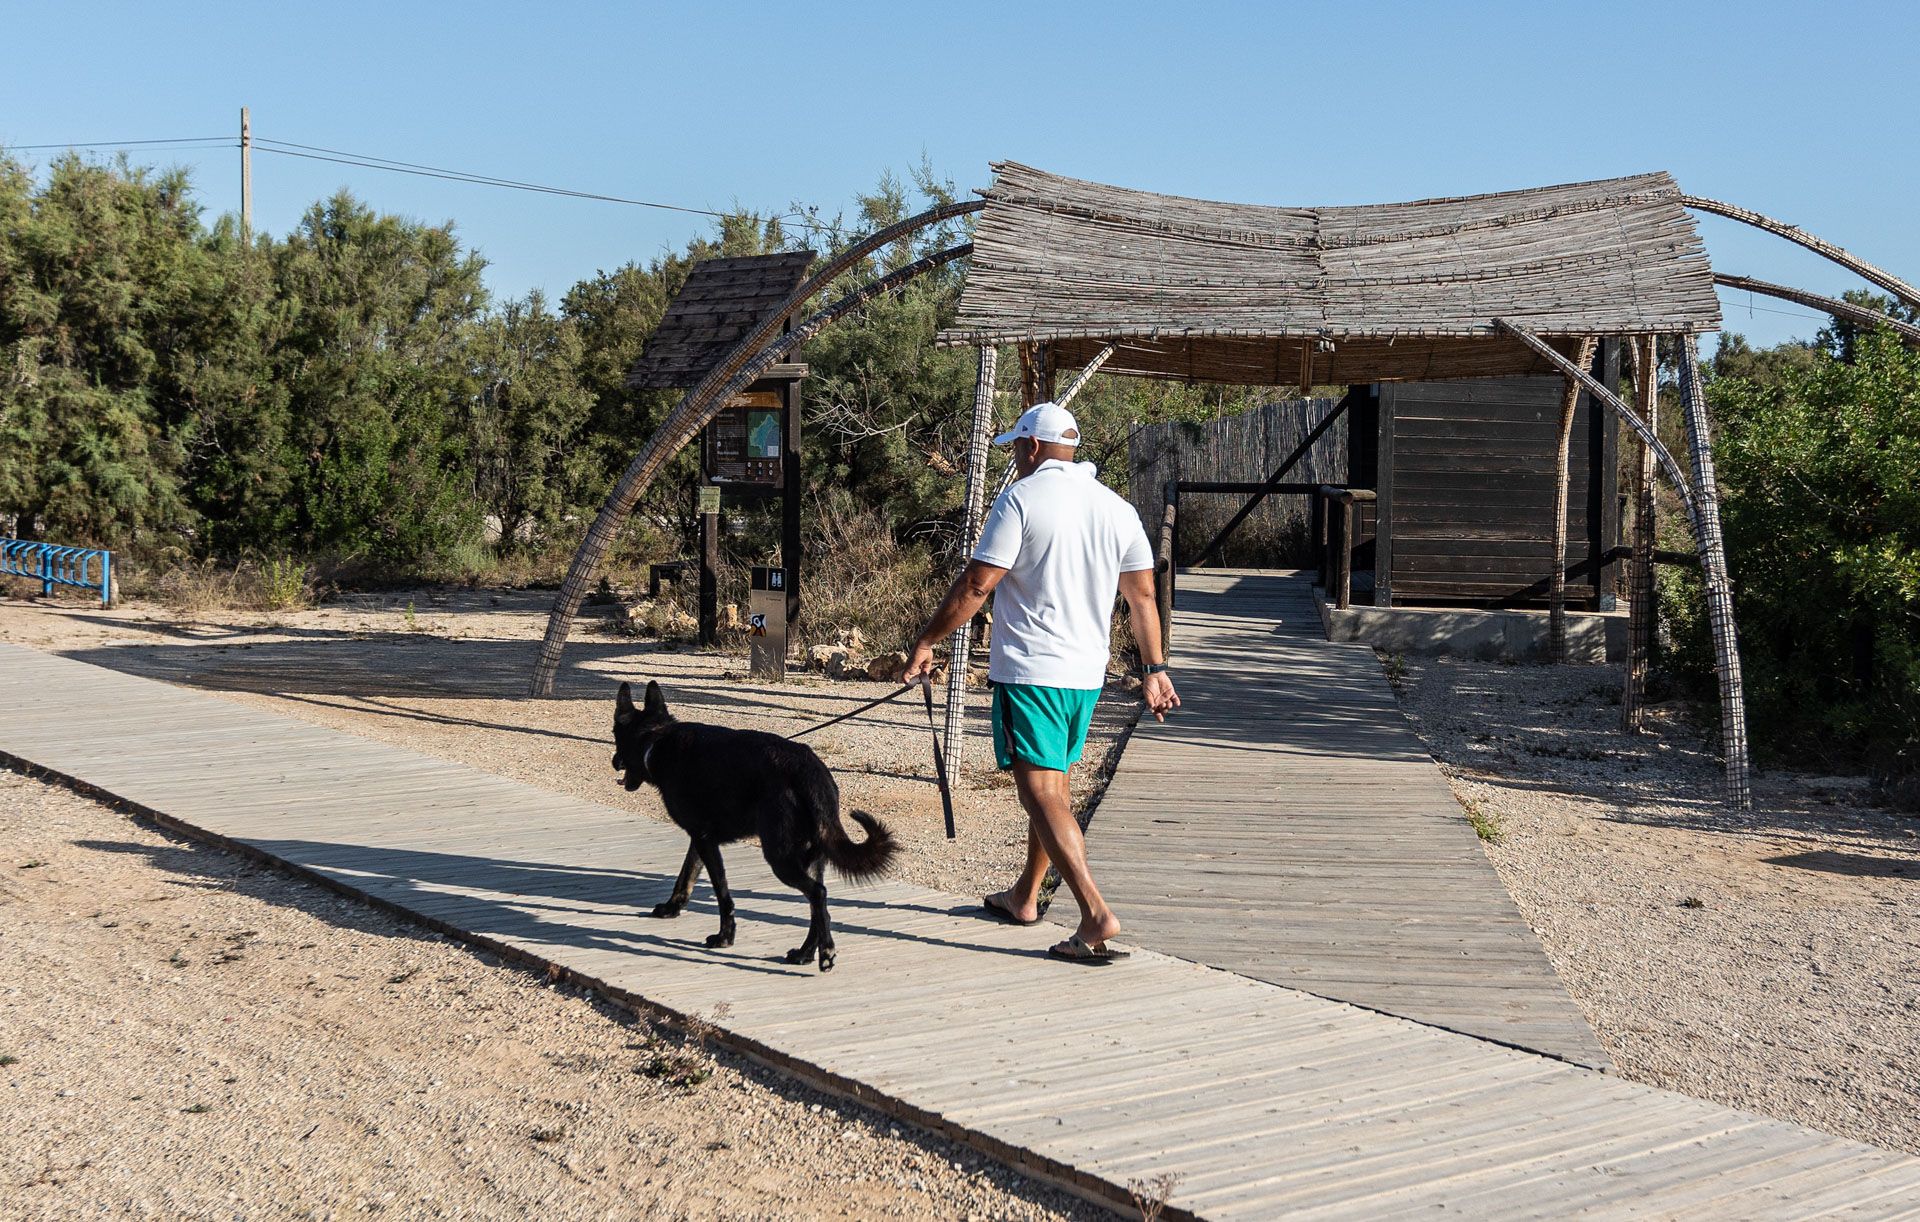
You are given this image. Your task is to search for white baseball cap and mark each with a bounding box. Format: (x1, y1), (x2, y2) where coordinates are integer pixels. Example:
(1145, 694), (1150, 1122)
(993, 401), (1082, 447)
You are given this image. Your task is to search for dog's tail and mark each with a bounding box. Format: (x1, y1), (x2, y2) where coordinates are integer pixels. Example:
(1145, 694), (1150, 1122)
(824, 810), (899, 883)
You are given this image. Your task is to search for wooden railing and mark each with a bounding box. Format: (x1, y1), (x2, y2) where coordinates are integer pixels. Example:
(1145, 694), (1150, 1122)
(1312, 486), (1376, 610)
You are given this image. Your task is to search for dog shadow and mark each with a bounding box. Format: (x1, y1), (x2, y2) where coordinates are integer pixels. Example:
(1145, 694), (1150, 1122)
(79, 835), (1047, 976)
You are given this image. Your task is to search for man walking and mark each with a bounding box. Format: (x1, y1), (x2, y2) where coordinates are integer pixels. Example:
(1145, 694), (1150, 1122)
(905, 402), (1178, 964)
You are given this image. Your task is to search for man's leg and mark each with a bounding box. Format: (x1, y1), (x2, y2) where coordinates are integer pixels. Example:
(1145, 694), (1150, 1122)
(1012, 762), (1119, 946)
(987, 800), (1052, 923)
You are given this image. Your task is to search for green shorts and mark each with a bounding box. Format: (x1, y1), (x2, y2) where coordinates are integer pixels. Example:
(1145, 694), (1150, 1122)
(991, 683), (1101, 772)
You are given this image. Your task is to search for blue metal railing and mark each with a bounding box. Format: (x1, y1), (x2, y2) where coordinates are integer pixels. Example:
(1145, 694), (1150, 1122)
(1, 539), (113, 606)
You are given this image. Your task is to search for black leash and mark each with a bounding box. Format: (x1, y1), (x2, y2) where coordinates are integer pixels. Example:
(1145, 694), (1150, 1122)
(787, 680), (957, 840)
(920, 679), (958, 840)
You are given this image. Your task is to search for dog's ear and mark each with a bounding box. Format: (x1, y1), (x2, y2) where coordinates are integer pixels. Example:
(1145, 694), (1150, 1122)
(615, 681), (635, 721)
(643, 680), (666, 717)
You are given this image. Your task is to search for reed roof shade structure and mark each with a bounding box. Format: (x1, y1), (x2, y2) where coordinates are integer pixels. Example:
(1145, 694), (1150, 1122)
(627, 250), (818, 390)
(938, 163), (1724, 385)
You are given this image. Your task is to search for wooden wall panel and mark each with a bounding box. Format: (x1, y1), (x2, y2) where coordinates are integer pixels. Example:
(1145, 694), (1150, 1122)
(1379, 358), (1619, 607)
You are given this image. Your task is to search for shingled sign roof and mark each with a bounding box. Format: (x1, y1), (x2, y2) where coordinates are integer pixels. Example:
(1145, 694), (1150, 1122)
(627, 250), (817, 390)
(938, 163), (1722, 384)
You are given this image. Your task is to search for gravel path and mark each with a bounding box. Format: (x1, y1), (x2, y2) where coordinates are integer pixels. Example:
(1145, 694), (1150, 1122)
(0, 768), (1106, 1220)
(1389, 653), (1920, 1155)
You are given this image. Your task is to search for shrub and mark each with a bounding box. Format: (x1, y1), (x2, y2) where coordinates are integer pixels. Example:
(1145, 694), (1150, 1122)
(1678, 329), (1920, 788)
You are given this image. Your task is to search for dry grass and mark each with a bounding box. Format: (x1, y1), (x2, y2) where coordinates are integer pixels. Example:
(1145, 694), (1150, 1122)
(792, 501), (941, 656)
(122, 554), (315, 613)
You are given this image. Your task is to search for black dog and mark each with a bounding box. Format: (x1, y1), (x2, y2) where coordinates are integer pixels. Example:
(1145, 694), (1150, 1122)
(611, 680), (899, 972)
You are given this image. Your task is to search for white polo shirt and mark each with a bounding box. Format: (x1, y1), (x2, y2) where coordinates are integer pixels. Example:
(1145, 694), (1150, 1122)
(972, 459), (1155, 689)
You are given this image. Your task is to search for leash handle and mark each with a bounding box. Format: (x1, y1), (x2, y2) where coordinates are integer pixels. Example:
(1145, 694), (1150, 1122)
(920, 679), (957, 840)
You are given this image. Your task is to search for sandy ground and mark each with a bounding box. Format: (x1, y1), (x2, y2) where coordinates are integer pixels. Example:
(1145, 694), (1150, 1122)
(0, 768), (1104, 1221)
(1389, 654), (1919, 1156)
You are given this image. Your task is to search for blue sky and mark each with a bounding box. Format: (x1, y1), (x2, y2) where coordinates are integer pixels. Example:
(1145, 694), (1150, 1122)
(5, 0), (1915, 349)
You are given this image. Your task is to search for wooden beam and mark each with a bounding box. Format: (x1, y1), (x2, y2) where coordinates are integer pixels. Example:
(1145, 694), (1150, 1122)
(1054, 342), (1117, 408)
(1623, 336), (1659, 734)
(943, 344), (999, 776)
(1549, 337), (1599, 663)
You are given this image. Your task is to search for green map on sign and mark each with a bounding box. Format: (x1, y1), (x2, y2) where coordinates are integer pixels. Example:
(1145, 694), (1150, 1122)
(747, 410), (780, 459)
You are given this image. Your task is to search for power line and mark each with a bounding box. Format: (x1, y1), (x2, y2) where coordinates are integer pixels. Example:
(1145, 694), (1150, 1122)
(6, 130), (843, 237)
(252, 137), (840, 235)
(1714, 289), (1835, 325)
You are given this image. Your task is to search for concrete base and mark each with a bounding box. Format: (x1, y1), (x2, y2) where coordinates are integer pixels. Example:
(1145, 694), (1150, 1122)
(1313, 586), (1626, 664)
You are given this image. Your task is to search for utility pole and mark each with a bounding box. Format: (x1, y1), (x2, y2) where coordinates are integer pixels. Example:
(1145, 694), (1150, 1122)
(240, 106), (252, 241)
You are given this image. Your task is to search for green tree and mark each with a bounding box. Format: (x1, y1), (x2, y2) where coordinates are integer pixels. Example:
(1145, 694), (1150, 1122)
(465, 292), (595, 554)
(1689, 327), (1920, 783)
(269, 192), (489, 569)
(0, 153), (211, 547)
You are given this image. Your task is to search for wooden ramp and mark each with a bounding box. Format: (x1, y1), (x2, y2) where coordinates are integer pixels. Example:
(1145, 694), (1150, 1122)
(5, 642), (1919, 1219)
(1092, 570), (1610, 1067)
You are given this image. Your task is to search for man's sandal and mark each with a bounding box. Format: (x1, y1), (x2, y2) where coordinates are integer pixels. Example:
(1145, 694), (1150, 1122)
(979, 894), (1040, 926)
(1047, 934), (1131, 965)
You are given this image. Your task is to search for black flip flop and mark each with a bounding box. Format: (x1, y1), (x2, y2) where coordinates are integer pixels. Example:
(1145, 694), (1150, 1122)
(1047, 934), (1131, 965)
(979, 895), (1040, 926)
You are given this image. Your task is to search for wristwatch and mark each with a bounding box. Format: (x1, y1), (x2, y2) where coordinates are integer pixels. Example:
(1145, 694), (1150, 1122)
(1142, 662), (1170, 676)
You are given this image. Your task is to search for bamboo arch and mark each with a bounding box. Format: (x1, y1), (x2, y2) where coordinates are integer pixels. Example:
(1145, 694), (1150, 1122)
(1683, 195), (1920, 310)
(528, 199), (982, 696)
(1714, 273), (1920, 347)
(1494, 320), (1750, 808)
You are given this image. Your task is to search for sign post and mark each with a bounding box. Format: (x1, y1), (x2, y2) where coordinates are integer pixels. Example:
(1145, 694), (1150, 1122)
(747, 565), (789, 681)
(696, 365), (807, 667)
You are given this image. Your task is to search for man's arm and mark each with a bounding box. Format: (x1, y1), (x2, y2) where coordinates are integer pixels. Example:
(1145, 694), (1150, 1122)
(1118, 568), (1180, 721)
(903, 559), (1009, 683)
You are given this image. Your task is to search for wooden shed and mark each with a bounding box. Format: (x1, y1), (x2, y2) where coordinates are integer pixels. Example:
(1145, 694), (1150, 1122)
(1348, 345), (1622, 609)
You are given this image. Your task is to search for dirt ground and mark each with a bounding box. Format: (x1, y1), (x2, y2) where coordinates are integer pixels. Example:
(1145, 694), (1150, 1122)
(1389, 653), (1919, 1156)
(0, 768), (1104, 1221)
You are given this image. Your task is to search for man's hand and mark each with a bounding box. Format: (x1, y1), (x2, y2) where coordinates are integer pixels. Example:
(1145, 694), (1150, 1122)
(902, 640), (937, 685)
(1142, 671), (1180, 722)
(903, 560), (1008, 687)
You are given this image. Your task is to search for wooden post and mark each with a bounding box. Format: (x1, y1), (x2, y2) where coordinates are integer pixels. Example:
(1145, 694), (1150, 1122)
(1675, 336), (1753, 809)
(1550, 337), (1599, 663)
(698, 487), (719, 648)
(1623, 336), (1659, 732)
(781, 372), (803, 634)
(1327, 488), (1353, 610)
(1310, 492), (1327, 587)
(240, 106), (252, 242)
(943, 345), (999, 771)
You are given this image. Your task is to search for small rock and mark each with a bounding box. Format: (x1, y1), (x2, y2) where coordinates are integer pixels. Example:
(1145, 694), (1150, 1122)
(867, 651), (910, 683)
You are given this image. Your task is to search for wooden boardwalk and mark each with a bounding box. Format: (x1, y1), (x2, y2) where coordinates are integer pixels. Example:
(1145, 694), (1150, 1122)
(1092, 570), (1609, 1066)
(5, 641), (1919, 1218)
